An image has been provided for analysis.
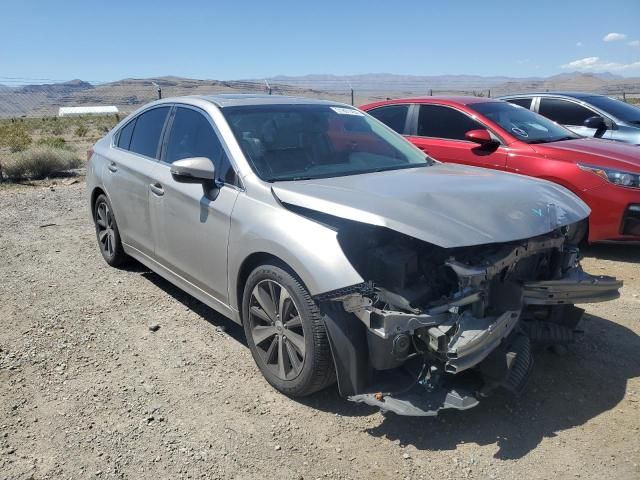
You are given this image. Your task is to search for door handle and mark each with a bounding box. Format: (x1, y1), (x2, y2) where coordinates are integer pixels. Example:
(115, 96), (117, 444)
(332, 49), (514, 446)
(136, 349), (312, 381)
(149, 183), (164, 196)
(107, 162), (118, 173)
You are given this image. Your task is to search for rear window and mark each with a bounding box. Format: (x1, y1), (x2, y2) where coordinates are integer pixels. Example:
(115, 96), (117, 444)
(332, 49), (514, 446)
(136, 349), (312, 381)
(129, 106), (170, 159)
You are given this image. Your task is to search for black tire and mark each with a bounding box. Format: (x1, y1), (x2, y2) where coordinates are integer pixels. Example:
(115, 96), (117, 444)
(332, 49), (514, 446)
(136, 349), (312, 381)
(93, 193), (129, 267)
(242, 264), (335, 397)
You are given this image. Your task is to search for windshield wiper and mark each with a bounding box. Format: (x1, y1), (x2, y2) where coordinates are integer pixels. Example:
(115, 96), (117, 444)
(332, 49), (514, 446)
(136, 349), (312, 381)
(529, 136), (575, 144)
(371, 163), (432, 173)
(267, 175), (315, 182)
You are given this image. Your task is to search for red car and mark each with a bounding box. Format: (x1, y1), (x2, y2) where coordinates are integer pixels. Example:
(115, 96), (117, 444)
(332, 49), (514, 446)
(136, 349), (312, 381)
(361, 97), (640, 243)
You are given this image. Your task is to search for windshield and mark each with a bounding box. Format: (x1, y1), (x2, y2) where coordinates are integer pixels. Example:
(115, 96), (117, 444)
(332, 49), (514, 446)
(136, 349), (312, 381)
(223, 104), (430, 181)
(585, 96), (640, 124)
(470, 101), (580, 144)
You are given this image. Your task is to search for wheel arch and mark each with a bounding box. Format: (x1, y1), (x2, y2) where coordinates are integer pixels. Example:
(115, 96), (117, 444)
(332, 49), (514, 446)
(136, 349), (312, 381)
(235, 252), (307, 324)
(90, 186), (107, 220)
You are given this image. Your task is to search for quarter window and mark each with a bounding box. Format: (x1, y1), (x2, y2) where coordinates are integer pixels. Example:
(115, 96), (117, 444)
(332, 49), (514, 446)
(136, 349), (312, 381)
(367, 105), (409, 133)
(129, 106), (170, 159)
(117, 119), (136, 150)
(538, 98), (594, 126)
(165, 107), (237, 185)
(417, 105), (483, 140)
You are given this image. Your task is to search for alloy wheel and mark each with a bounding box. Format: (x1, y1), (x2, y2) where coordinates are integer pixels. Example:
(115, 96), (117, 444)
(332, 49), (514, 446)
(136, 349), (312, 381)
(248, 279), (306, 380)
(96, 201), (115, 258)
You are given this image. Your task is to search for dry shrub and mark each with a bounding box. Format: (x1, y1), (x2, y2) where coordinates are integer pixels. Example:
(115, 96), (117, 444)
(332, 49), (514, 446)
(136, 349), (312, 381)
(36, 136), (71, 150)
(0, 122), (33, 152)
(75, 125), (89, 137)
(3, 146), (82, 180)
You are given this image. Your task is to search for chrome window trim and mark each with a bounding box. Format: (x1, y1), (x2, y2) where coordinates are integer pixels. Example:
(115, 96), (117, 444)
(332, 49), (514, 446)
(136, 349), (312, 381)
(110, 104), (173, 162)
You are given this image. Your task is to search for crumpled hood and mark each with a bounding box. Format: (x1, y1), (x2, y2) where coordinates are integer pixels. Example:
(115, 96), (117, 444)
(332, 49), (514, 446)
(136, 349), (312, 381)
(532, 138), (640, 172)
(272, 163), (590, 248)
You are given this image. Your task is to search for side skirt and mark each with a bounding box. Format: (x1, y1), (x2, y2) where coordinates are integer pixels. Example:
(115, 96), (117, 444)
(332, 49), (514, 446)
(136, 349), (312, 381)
(122, 243), (241, 324)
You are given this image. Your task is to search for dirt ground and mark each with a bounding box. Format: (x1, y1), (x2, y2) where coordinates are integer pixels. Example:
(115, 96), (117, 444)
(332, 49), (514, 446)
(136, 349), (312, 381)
(1, 180), (639, 480)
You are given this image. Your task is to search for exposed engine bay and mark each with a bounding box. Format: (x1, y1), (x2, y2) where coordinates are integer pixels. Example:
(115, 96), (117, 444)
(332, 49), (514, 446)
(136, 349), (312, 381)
(303, 212), (623, 416)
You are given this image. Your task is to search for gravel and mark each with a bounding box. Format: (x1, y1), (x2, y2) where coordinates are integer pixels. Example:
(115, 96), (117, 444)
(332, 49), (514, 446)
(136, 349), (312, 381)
(0, 180), (639, 480)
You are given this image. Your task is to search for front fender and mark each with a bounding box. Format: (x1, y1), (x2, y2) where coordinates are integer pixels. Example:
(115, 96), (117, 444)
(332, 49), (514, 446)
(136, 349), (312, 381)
(227, 191), (364, 312)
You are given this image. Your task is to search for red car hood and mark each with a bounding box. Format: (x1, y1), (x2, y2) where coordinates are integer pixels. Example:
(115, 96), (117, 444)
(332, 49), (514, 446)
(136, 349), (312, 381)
(531, 138), (640, 172)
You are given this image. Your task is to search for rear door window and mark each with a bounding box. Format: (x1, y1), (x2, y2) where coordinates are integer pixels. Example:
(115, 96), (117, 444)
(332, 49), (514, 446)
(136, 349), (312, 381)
(417, 104), (483, 140)
(538, 98), (594, 126)
(129, 106), (170, 159)
(506, 98), (533, 109)
(367, 105), (410, 133)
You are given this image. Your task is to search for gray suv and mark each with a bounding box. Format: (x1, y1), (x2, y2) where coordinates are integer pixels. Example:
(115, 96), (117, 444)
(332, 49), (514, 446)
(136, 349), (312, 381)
(86, 94), (621, 416)
(499, 92), (640, 145)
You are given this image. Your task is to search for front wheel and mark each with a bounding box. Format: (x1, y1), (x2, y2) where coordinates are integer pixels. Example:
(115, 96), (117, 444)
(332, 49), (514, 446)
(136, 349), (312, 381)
(242, 264), (335, 397)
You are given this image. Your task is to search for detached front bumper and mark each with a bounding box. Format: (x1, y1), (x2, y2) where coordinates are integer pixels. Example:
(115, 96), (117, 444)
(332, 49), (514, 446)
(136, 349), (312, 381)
(324, 237), (622, 417)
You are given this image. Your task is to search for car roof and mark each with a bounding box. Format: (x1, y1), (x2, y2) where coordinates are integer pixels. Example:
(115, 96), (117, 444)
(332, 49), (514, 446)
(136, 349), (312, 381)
(197, 94), (344, 108)
(361, 96), (501, 109)
(500, 92), (604, 100)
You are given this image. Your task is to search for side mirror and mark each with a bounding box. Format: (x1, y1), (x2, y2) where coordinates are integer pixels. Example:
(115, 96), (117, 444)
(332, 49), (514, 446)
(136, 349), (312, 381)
(584, 115), (607, 130)
(465, 129), (496, 145)
(170, 157), (216, 184)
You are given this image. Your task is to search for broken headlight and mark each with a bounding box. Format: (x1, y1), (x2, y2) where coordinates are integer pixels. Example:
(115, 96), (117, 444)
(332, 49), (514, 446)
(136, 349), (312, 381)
(578, 163), (640, 188)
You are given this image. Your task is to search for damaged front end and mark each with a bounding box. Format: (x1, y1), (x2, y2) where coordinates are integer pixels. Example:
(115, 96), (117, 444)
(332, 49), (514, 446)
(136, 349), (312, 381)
(316, 224), (622, 417)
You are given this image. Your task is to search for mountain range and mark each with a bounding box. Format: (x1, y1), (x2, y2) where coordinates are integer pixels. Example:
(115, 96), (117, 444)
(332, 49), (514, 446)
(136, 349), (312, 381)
(1, 72), (639, 117)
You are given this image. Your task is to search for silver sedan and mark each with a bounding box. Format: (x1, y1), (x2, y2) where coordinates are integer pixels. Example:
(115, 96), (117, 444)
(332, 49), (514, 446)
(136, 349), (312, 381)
(87, 95), (621, 416)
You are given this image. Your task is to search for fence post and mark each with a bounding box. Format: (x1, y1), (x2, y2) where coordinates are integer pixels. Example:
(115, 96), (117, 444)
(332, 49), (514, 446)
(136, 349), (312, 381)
(487, 89), (491, 98)
(152, 82), (162, 99)
(350, 88), (354, 106)
(622, 91), (627, 103)
(429, 89), (433, 96)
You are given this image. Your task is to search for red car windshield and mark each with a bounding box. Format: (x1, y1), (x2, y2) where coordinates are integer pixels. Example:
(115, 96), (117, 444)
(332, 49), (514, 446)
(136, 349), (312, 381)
(470, 102), (580, 144)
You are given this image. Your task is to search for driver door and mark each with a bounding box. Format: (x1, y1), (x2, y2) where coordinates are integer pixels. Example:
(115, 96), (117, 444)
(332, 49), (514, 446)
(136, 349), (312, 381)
(148, 105), (240, 309)
(406, 104), (507, 170)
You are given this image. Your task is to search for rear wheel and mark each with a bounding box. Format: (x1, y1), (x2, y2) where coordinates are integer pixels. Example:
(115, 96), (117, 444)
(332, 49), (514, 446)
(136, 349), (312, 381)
(93, 194), (129, 267)
(242, 264), (335, 397)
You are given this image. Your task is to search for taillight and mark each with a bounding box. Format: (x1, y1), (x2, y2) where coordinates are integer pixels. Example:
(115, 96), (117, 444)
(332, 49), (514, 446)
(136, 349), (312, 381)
(87, 147), (94, 161)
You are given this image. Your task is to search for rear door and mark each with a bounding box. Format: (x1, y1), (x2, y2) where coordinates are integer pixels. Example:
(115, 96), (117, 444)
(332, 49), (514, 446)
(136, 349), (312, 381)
(405, 104), (508, 170)
(148, 105), (240, 306)
(366, 104), (412, 134)
(104, 106), (171, 256)
(537, 97), (600, 137)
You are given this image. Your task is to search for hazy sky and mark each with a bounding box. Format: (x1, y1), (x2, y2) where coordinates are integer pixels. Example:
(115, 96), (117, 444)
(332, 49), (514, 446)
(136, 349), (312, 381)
(1, 0), (639, 83)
